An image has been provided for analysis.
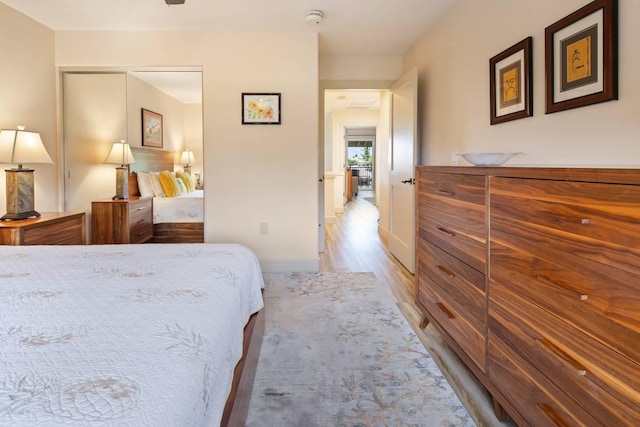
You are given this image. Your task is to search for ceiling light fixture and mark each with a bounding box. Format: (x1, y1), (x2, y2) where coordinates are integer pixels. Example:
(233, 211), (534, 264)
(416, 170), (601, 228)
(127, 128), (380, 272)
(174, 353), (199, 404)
(165, 0), (185, 5)
(305, 10), (324, 24)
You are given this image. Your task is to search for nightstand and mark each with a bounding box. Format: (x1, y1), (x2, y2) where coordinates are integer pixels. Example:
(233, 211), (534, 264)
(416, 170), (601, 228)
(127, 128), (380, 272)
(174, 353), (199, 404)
(92, 197), (153, 244)
(0, 212), (87, 245)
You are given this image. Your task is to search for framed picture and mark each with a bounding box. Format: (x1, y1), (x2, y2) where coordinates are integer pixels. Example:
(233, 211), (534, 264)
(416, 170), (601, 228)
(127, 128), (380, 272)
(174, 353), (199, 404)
(545, 0), (618, 114)
(490, 37), (533, 125)
(242, 93), (281, 125)
(141, 108), (163, 148)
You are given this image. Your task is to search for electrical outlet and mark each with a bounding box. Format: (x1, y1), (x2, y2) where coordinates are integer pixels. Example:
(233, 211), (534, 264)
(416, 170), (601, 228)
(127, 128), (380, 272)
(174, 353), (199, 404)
(451, 151), (460, 165)
(260, 222), (268, 235)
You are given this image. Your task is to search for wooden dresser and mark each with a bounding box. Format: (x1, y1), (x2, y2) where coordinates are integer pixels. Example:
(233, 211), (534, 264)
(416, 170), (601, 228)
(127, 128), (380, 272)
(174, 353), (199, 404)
(0, 212), (86, 245)
(92, 197), (153, 244)
(415, 166), (640, 427)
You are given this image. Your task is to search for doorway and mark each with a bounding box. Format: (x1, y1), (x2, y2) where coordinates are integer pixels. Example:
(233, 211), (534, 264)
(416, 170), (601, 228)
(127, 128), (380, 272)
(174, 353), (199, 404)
(322, 88), (390, 243)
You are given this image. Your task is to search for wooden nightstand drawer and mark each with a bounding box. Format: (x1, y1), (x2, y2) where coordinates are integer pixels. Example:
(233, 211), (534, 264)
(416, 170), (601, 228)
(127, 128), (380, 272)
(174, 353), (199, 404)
(0, 212), (86, 245)
(92, 197), (153, 244)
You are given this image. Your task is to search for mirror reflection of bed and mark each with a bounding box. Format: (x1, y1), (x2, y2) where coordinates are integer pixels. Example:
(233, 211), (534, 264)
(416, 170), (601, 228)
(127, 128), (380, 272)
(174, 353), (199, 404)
(129, 147), (204, 243)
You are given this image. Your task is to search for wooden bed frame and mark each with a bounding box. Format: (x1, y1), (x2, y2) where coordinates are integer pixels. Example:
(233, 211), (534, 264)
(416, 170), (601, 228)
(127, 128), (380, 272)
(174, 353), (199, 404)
(129, 147), (204, 243)
(222, 305), (265, 426)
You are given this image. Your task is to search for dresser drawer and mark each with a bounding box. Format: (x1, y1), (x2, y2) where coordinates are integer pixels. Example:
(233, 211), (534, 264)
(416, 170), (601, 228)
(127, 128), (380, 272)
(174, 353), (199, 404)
(488, 332), (600, 427)
(489, 279), (640, 426)
(491, 177), (640, 276)
(491, 229), (640, 367)
(418, 271), (486, 371)
(418, 239), (486, 324)
(418, 212), (485, 273)
(418, 172), (486, 205)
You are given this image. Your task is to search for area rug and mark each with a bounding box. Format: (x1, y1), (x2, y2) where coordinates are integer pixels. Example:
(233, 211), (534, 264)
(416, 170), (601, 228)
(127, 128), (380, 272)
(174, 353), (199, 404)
(246, 272), (475, 426)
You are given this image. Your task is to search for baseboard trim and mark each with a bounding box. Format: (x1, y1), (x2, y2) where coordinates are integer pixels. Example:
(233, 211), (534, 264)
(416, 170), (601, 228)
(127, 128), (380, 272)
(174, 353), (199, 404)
(259, 258), (319, 273)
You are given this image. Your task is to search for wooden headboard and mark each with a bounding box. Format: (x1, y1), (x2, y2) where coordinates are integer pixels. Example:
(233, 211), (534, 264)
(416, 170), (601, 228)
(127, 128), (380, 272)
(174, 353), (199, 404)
(128, 147), (174, 196)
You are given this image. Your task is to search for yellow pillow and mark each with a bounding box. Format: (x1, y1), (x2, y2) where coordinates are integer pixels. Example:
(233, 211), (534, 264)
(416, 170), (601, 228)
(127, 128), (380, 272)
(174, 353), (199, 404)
(158, 171), (181, 197)
(176, 171), (195, 193)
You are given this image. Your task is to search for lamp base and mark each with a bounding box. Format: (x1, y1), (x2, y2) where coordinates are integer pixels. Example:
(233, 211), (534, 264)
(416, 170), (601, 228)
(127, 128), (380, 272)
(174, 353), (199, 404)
(1, 210), (41, 221)
(113, 166), (129, 200)
(2, 168), (39, 221)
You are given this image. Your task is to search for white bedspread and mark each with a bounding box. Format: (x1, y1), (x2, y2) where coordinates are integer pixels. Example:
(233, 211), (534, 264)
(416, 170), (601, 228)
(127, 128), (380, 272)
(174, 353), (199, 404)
(0, 243), (264, 426)
(153, 190), (204, 224)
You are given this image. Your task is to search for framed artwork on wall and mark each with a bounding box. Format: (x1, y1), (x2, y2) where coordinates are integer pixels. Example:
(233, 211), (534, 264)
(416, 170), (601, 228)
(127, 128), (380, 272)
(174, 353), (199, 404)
(141, 108), (163, 148)
(490, 36), (533, 125)
(242, 93), (281, 125)
(545, 0), (618, 114)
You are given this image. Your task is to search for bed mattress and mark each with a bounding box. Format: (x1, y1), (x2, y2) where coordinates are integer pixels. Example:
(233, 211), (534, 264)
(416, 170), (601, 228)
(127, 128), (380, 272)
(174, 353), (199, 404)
(0, 243), (264, 426)
(153, 190), (204, 224)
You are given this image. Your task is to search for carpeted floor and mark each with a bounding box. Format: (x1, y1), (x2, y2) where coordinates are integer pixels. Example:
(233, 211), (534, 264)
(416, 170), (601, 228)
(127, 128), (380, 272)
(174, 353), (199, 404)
(246, 272), (475, 426)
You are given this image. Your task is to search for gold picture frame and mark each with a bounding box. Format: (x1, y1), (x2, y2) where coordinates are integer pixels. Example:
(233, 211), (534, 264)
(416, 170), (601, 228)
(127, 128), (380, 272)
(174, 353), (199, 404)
(490, 37), (533, 125)
(545, 0), (618, 114)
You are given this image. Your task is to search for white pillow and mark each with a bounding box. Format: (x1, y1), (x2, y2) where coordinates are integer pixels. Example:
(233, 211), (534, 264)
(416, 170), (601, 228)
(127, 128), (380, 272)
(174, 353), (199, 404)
(149, 172), (166, 197)
(136, 172), (155, 199)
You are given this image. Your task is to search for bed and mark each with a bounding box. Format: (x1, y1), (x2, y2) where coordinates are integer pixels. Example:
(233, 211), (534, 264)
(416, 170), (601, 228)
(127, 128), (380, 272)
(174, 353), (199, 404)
(129, 148), (204, 244)
(0, 243), (264, 426)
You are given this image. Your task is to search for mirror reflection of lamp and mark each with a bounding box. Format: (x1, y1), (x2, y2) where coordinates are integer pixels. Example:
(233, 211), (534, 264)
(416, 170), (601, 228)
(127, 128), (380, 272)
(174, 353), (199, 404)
(0, 126), (53, 220)
(104, 140), (135, 200)
(180, 149), (195, 175)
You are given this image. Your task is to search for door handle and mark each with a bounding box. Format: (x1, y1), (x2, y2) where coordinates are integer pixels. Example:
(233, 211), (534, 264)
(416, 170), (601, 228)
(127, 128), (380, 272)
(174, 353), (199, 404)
(401, 178), (415, 185)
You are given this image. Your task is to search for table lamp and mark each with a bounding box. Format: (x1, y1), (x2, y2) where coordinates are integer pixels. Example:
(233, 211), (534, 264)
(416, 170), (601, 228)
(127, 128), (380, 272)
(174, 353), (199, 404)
(180, 149), (195, 175)
(0, 126), (53, 220)
(104, 140), (135, 200)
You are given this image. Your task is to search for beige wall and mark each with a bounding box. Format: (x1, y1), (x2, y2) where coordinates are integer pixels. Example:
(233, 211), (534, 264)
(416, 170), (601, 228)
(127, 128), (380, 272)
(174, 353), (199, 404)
(56, 31), (319, 271)
(404, 0), (640, 166)
(126, 74), (187, 156)
(0, 4), (58, 214)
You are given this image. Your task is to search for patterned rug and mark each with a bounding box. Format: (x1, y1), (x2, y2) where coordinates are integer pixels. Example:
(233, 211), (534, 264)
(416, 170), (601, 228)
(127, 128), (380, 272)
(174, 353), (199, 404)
(246, 272), (475, 426)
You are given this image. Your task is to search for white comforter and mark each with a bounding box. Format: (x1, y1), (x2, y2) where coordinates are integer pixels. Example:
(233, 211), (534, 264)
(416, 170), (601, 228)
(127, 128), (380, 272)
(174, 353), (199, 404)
(153, 190), (204, 224)
(0, 243), (264, 426)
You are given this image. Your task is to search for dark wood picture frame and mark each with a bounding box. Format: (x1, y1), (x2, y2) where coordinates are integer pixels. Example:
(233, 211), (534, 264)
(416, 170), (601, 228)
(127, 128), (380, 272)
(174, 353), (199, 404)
(545, 0), (618, 114)
(141, 108), (163, 148)
(490, 37), (533, 125)
(242, 93), (281, 125)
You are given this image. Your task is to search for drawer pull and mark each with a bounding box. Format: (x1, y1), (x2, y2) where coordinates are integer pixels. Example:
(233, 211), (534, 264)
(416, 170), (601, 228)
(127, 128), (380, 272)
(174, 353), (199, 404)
(436, 227), (455, 237)
(436, 302), (455, 319)
(536, 275), (588, 301)
(436, 264), (456, 279)
(538, 403), (570, 427)
(436, 189), (455, 197)
(135, 206), (147, 211)
(538, 338), (588, 376)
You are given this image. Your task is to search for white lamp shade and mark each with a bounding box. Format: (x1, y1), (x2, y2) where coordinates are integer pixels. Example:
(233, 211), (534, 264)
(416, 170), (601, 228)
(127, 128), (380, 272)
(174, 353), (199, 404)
(180, 149), (195, 165)
(104, 141), (136, 166)
(0, 127), (53, 166)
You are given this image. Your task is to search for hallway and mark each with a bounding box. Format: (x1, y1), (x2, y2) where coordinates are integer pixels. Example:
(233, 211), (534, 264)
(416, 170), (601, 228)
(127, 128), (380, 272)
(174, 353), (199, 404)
(319, 193), (507, 427)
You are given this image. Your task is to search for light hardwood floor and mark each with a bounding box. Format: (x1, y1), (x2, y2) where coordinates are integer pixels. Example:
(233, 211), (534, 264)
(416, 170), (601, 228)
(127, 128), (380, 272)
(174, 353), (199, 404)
(319, 192), (508, 427)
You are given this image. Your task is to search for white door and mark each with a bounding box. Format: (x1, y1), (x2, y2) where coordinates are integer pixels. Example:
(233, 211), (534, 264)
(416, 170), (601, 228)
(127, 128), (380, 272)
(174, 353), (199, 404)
(388, 68), (418, 273)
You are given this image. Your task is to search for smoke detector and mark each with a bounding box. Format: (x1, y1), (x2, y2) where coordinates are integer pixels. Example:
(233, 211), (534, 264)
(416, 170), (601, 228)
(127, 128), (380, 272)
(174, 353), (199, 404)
(305, 10), (324, 24)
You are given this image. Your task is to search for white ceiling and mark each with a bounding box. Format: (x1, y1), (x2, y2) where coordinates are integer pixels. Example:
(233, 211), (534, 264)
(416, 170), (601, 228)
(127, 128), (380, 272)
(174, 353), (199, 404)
(1, 0), (456, 56)
(129, 71), (202, 104)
